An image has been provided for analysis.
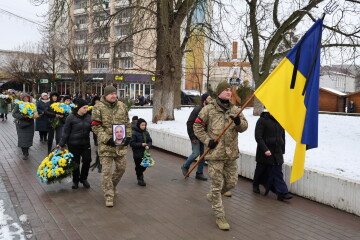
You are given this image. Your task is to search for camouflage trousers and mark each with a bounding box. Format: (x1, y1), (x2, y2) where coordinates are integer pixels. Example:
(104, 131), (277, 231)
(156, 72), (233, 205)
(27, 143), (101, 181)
(100, 155), (126, 198)
(207, 159), (238, 217)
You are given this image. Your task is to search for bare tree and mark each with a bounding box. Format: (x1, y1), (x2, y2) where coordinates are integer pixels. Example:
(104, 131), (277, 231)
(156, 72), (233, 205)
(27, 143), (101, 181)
(236, 0), (360, 114)
(1, 43), (45, 95)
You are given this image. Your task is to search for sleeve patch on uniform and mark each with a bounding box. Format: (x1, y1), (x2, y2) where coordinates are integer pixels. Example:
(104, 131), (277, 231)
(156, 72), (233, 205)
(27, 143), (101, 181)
(91, 120), (102, 126)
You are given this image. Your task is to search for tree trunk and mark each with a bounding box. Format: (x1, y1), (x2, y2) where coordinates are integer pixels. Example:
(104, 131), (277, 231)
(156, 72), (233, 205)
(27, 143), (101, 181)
(152, 1), (182, 122)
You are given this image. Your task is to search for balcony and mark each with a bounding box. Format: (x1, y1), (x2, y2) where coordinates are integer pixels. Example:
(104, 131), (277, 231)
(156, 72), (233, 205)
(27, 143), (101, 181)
(75, 39), (86, 44)
(115, 0), (131, 8)
(114, 18), (130, 25)
(74, 8), (86, 15)
(116, 52), (133, 58)
(93, 53), (110, 59)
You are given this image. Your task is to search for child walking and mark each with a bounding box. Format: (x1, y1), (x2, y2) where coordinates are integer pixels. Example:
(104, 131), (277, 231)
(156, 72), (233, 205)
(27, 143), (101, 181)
(130, 118), (152, 186)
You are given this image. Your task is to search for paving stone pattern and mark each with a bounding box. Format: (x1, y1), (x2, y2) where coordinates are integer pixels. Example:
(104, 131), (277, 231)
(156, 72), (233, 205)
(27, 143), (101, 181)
(0, 115), (359, 240)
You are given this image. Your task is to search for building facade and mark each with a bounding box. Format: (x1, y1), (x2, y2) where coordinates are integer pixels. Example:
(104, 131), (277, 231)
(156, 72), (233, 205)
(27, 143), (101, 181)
(49, 0), (156, 99)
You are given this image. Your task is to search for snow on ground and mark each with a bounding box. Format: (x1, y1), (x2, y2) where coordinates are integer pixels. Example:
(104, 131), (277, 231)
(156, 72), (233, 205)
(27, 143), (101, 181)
(0, 200), (25, 240)
(129, 107), (360, 181)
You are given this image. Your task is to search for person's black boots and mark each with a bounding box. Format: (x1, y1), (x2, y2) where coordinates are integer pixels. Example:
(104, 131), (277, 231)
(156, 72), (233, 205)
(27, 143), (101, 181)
(80, 179), (90, 188)
(21, 147), (29, 160)
(72, 182), (79, 189)
(137, 176), (146, 186)
(277, 193), (293, 201)
(195, 172), (208, 181)
(253, 185), (260, 194)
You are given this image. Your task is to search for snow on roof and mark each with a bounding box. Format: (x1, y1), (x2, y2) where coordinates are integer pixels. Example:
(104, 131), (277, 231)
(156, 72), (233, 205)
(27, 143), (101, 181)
(321, 87), (346, 96)
(182, 90), (200, 96)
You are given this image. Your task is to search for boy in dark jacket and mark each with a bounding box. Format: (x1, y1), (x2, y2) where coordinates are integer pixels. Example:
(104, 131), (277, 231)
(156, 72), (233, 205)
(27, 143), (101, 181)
(130, 118), (152, 186)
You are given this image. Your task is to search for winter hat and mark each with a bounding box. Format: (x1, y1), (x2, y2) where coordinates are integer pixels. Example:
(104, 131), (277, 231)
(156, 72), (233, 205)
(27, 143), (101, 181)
(136, 118), (147, 129)
(74, 98), (88, 111)
(49, 92), (60, 101)
(91, 96), (100, 106)
(132, 116), (139, 121)
(104, 85), (117, 97)
(216, 81), (232, 96)
(201, 93), (210, 103)
(20, 93), (31, 101)
(41, 92), (48, 98)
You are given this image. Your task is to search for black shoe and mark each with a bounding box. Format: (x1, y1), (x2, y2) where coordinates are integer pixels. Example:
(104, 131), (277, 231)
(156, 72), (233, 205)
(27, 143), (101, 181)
(72, 182), (79, 189)
(137, 177), (146, 186)
(22, 154), (28, 160)
(277, 193), (293, 201)
(80, 179), (90, 188)
(253, 185), (260, 194)
(195, 173), (208, 181)
(181, 166), (189, 176)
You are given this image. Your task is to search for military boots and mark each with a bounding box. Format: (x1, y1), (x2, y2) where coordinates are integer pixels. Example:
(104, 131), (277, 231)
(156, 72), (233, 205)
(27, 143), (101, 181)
(105, 197), (114, 207)
(216, 216), (230, 230)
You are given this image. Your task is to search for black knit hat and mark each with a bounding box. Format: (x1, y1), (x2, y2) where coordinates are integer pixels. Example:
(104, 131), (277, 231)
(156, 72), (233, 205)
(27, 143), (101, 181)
(132, 116), (138, 121)
(136, 118), (147, 129)
(74, 98), (88, 111)
(201, 93), (210, 103)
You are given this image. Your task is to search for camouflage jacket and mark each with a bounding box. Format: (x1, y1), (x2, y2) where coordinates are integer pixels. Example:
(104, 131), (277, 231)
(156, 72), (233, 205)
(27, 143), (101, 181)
(91, 97), (131, 157)
(194, 99), (248, 161)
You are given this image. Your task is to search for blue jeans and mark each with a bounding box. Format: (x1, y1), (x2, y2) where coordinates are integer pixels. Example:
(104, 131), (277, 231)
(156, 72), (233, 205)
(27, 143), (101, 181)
(183, 140), (205, 174)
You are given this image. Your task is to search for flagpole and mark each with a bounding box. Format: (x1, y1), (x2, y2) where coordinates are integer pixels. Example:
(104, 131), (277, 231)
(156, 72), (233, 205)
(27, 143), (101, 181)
(184, 93), (255, 179)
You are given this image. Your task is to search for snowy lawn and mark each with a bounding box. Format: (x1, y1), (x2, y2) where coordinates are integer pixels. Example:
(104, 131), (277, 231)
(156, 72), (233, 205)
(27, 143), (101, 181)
(129, 107), (360, 181)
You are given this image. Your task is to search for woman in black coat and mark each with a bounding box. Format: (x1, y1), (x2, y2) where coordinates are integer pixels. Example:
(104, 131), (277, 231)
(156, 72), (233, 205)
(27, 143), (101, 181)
(130, 118), (152, 186)
(253, 111), (293, 201)
(58, 99), (92, 189)
(35, 93), (50, 142)
(12, 93), (38, 160)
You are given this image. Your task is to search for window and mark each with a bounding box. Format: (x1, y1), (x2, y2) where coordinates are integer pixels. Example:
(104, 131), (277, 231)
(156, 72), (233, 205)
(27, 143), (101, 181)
(115, 25), (130, 36)
(336, 77), (345, 89)
(120, 58), (133, 69)
(94, 45), (110, 55)
(92, 61), (109, 69)
(74, 0), (87, 9)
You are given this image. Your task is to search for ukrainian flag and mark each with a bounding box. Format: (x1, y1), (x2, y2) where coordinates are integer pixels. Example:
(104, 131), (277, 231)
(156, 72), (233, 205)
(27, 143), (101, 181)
(254, 19), (323, 183)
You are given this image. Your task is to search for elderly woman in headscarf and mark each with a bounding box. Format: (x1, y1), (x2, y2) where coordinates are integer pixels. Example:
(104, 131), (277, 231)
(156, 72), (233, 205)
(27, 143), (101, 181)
(35, 93), (50, 142)
(12, 93), (38, 160)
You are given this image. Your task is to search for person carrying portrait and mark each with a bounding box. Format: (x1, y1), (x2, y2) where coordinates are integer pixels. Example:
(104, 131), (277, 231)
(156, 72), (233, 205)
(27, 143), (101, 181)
(91, 85), (131, 207)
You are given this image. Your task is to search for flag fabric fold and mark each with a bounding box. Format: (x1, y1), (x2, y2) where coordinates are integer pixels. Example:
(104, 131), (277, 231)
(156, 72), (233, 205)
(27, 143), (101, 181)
(254, 19), (323, 183)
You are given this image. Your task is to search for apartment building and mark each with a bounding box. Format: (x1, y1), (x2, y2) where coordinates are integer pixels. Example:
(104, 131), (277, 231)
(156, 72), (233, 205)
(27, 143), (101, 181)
(50, 0), (156, 99)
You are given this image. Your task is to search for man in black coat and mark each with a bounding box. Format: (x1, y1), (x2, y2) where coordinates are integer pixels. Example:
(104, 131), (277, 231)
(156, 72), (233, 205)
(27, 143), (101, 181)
(253, 110), (293, 201)
(181, 93), (211, 180)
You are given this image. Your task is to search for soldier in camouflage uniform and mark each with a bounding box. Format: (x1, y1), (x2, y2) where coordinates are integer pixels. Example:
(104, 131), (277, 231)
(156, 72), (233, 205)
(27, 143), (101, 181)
(194, 81), (248, 230)
(91, 85), (131, 207)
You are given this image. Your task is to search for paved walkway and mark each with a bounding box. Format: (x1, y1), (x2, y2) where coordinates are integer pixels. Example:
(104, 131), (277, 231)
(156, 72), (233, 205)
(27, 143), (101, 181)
(0, 115), (359, 240)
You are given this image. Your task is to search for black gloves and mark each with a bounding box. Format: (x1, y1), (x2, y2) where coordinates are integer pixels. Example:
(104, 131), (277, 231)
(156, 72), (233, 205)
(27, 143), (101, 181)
(208, 140), (218, 149)
(106, 138), (116, 147)
(123, 137), (131, 146)
(230, 115), (241, 125)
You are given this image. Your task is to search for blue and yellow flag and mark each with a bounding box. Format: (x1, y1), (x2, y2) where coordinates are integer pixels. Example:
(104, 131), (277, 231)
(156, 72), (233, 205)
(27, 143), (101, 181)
(254, 19), (323, 183)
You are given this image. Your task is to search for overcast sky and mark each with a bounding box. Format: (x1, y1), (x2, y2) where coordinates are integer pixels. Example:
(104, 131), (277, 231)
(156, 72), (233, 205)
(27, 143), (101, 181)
(0, 0), (48, 51)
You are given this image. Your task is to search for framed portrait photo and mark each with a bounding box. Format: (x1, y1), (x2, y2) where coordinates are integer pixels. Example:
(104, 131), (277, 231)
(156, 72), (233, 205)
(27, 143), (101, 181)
(112, 124), (126, 146)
